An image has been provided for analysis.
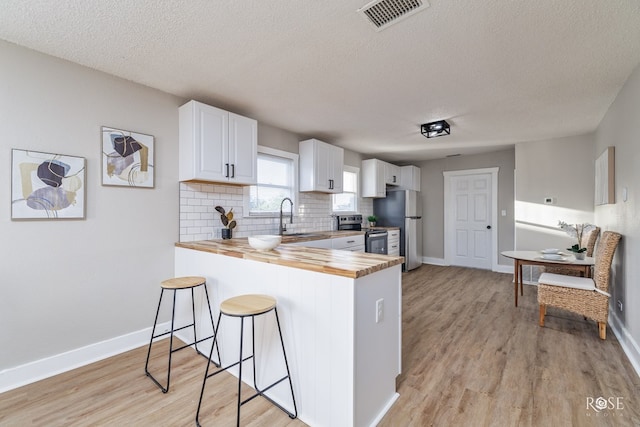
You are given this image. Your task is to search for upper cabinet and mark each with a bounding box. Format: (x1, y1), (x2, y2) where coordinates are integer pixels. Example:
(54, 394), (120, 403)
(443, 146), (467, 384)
(361, 159), (386, 198)
(384, 162), (401, 185)
(363, 159), (421, 197)
(400, 165), (421, 191)
(299, 139), (344, 193)
(179, 100), (257, 184)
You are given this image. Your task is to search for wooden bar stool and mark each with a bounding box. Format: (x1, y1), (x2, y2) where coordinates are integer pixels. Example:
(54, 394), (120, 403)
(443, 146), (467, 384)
(195, 294), (297, 427)
(144, 276), (220, 393)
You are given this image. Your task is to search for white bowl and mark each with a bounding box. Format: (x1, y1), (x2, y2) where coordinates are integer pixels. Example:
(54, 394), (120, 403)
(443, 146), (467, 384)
(542, 254), (563, 260)
(541, 248), (559, 254)
(248, 235), (282, 251)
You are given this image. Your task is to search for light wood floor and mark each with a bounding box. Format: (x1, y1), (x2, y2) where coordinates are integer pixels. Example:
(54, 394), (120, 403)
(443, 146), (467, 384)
(1, 265), (638, 426)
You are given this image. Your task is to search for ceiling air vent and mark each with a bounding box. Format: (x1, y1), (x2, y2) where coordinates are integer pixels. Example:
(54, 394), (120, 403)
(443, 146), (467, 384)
(358, 0), (430, 31)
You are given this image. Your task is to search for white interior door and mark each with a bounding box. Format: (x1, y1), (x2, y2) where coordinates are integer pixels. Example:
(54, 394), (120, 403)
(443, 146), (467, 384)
(450, 173), (492, 269)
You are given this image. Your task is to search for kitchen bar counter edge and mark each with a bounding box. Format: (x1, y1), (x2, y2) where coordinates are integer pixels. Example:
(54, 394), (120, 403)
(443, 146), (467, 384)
(175, 234), (403, 279)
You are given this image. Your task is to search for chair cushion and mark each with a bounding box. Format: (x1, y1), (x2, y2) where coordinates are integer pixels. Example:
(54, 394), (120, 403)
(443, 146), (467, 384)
(538, 273), (596, 291)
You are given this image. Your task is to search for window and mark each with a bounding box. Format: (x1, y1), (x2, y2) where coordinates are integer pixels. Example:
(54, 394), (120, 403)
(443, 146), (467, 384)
(245, 146), (297, 216)
(332, 166), (359, 213)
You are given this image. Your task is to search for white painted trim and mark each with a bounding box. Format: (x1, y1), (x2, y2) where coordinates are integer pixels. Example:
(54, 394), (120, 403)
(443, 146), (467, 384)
(368, 392), (400, 427)
(423, 257), (445, 266)
(443, 167), (499, 271)
(609, 313), (640, 379)
(0, 322), (170, 394)
(495, 264), (513, 274)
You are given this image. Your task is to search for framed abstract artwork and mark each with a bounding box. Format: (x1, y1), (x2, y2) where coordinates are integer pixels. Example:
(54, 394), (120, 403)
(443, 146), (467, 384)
(101, 126), (155, 188)
(11, 149), (86, 219)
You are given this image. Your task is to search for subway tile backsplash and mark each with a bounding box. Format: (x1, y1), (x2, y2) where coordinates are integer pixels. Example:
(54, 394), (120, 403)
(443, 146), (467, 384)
(179, 182), (373, 242)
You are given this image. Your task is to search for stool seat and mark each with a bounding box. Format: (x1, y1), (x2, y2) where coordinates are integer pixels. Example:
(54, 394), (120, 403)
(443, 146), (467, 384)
(220, 294), (276, 316)
(161, 276), (206, 289)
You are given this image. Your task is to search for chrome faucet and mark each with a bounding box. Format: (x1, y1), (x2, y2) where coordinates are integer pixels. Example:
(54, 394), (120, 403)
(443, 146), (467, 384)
(279, 197), (294, 235)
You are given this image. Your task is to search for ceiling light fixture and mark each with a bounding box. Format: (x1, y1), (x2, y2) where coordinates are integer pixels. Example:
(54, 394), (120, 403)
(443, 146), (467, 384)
(421, 120), (450, 138)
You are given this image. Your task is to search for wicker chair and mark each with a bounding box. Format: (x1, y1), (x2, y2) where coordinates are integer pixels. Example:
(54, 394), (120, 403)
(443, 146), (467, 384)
(540, 227), (601, 276)
(537, 231), (621, 339)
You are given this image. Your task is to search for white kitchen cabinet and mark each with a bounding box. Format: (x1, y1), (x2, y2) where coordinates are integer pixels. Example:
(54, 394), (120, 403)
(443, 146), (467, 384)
(361, 159), (385, 198)
(286, 238), (332, 249)
(362, 158), (401, 197)
(385, 162), (401, 186)
(179, 100), (257, 184)
(299, 139), (344, 193)
(387, 229), (400, 256)
(331, 235), (365, 252)
(400, 165), (421, 191)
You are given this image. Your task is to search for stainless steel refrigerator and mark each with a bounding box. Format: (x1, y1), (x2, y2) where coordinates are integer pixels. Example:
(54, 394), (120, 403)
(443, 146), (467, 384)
(373, 189), (423, 271)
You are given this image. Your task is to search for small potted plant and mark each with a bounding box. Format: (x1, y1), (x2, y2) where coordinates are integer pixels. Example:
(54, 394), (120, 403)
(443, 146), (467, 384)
(558, 221), (595, 260)
(215, 206), (237, 239)
(367, 215), (377, 227)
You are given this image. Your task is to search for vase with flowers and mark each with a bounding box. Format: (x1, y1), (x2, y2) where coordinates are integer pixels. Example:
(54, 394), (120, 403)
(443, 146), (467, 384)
(558, 221), (595, 260)
(215, 206), (237, 239)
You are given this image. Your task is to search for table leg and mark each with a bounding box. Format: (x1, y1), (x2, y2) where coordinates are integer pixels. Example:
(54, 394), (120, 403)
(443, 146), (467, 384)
(519, 263), (524, 296)
(513, 260), (519, 307)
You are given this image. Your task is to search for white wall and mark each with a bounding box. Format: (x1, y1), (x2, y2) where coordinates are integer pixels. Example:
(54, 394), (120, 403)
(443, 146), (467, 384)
(419, 149), (515, 267)
(0, 40), (183, 372)
(594, 62), (640, 369)
(514, 134), (596, 253)
(0, 41), (374, 385)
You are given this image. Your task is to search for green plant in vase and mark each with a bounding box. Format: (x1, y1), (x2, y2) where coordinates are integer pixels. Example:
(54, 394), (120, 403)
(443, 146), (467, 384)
(215, 206), (237, 239)
(367, 215), (377, 227)
(558, 221), (595, 260)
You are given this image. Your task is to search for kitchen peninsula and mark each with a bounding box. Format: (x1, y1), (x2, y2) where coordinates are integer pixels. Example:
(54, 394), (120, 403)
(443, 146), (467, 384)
(174, 237), (403, 427)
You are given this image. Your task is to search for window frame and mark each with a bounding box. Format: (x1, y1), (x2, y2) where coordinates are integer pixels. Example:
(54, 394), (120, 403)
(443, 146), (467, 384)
(243, 146), (298, 217)
(332, 165), (359, 214)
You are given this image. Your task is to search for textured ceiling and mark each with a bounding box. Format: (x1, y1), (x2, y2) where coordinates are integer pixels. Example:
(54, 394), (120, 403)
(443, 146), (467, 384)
(2, 0), (640, 161)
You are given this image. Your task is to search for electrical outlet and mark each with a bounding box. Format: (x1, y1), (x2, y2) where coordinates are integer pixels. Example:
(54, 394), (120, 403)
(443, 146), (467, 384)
(376, 298), (384, 323)
(617, 300), (623, 312)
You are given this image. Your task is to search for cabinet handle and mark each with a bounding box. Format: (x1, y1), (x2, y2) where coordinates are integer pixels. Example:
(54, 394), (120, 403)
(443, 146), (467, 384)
(225, 163), (229, 178)
(329, 179), (333, 189)
(393, 175), (396, 183)
(347, 240), (355, 243)
(231, 164), (235, 178)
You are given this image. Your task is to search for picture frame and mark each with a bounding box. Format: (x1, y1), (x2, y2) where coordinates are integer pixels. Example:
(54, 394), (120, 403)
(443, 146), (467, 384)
(101, 126), (155, 188)
(11, 149), (86, 220)
(595, 146), (615, 205)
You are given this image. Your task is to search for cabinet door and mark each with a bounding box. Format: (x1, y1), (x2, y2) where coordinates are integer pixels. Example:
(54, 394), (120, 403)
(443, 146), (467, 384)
(400, 165), (421, 191)
(385, 162), (401, 185)
(299, 139), (343, 193)
(361, 159), (385, 198)
(328, 144), (344, 193)
(180, 101), (228, 182)
(228, 113), (257, 185)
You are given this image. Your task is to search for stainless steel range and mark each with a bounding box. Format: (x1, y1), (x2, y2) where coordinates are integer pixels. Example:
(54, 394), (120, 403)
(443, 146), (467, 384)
(337, 214), (387, 255)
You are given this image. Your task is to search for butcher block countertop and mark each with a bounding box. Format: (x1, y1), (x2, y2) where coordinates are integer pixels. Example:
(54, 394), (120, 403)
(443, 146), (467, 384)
(175, 233), (403, 279)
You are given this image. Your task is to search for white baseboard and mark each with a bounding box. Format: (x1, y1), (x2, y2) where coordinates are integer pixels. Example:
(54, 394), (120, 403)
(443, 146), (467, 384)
(368, 392), (399, 427)
(609, 313), (640, 379)
(423, 257), (445, 266)
(0, 322), (170, 394)
(494, 264), (513, 274)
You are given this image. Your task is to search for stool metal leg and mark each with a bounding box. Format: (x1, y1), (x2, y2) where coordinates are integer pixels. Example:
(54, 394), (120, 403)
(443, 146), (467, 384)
(236, 316), (245, 427)
(249, 309), (297, 419)
(196, 307), (297, 426)
(199, 284), (221, 366)
(196, 312), (223, 427)
(146, 283), (219, 394)
(144, 288), (177, 393)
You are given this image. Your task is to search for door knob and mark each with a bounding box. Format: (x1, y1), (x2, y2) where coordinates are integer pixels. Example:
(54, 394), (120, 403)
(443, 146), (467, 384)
(486, 225), (492, 229)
